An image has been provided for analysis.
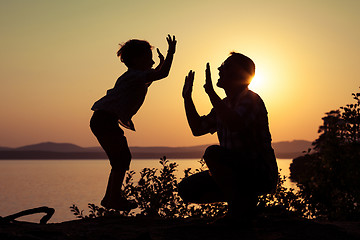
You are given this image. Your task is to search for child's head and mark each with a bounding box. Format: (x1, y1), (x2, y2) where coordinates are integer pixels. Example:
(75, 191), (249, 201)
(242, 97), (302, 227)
(117, 39), (155, 70)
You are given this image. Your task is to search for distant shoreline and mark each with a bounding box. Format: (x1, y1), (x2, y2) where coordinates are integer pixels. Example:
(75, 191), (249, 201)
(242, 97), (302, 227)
(0, 151), (298, 160)
(0, 140), (312, 160)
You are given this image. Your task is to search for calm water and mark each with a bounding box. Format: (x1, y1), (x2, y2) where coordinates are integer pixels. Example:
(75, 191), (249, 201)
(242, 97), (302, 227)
(0, 159), (294, 223)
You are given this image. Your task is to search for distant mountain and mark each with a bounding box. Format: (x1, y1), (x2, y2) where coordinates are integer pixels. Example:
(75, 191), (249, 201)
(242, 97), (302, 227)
(0, 142), (208, 159)
(272, 140), (312, 158)
(0, 140), (313, 159)
(15, 142), (90, 152)
(0, 146), (12, 151)
(272, 140), (312, 152)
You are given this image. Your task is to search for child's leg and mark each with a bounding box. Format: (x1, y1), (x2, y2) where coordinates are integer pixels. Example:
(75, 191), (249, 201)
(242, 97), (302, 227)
(90, 111), (136, 211)
(101, 168), (136, 211)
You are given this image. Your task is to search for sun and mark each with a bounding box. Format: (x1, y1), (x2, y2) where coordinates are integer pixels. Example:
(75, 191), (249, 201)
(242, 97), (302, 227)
(248, 69), (264, 92)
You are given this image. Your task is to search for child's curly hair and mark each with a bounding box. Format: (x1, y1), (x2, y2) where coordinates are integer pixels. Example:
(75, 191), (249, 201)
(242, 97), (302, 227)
(117, 39), (152, 68)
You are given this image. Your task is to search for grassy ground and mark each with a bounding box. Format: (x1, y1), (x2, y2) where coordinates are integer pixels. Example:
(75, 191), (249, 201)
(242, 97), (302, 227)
(1, 213), (360, 240)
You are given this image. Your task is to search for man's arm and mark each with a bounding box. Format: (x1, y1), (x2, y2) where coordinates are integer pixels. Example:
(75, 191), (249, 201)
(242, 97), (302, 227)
(148, 35), (176, 81)
(183, 71), (210, 136)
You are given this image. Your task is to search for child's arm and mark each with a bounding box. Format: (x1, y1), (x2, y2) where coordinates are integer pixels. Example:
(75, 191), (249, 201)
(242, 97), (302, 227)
(148, 35), (176, 81)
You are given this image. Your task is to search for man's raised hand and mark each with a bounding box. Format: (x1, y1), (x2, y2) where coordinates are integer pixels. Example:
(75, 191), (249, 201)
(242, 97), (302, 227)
(183, 70), (195, 99)
(204, 63), (215, 95)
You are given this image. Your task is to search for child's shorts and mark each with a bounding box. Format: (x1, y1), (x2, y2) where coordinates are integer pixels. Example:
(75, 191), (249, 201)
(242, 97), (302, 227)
(90, 110), (131, 170)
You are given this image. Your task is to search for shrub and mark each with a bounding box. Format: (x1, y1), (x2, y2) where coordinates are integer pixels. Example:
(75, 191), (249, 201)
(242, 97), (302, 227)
(125, 156), (188, 218)
(258, 172), (310, 218)
(290, 90), (360, 220)
(71, 156), (306, 219)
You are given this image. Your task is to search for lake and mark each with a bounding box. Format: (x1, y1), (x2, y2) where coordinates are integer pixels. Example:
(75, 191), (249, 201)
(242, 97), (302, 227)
(0, 159), (295, 223)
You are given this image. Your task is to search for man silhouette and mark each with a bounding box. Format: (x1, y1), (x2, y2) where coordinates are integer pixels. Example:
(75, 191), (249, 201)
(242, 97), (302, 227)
(179, 52), (278, 223)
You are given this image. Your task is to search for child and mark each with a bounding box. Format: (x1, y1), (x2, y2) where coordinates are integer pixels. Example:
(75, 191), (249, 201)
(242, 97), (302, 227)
(90, 35), (176, 211)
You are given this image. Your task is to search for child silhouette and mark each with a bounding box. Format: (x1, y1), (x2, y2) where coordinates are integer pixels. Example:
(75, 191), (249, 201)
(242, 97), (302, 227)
(90, 35), (176, 211)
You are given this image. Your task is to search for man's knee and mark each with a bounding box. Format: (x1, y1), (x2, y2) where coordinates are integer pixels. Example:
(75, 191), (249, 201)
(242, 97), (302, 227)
(203, 145), (223, 165)
(177, 178), (191, 202)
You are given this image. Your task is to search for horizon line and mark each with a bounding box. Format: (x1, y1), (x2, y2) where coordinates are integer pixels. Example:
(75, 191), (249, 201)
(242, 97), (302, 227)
(0, 139), (314, 149)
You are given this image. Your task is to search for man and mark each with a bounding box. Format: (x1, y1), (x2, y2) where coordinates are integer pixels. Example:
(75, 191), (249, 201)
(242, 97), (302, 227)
(179, 52), (278, 223)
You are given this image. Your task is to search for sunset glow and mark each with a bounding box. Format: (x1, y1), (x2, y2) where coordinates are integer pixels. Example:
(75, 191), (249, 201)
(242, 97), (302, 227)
(249, 69), (265, 92)
(0, 1), (359, 148)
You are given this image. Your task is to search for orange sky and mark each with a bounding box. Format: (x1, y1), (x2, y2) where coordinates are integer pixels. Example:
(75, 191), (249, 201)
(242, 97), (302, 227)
(1, 0), (359, 148)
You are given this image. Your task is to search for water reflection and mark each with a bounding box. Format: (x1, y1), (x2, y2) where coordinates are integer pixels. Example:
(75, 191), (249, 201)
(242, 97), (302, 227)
(0, 159), (295, 223)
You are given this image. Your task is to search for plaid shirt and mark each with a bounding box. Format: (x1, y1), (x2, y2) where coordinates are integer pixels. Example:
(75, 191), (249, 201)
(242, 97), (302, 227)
(199, 89), (277, 175)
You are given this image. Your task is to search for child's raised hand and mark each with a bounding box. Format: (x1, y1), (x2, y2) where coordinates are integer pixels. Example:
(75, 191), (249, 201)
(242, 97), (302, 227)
(166, 35), (176, 54)
(156, 48), (164, 64)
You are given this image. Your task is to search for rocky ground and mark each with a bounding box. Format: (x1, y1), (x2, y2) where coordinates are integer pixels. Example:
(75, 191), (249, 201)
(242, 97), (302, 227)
(1, 213), (360, 240)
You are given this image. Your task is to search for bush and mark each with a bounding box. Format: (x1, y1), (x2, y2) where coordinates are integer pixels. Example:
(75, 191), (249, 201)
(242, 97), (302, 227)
(71, 156), (306, 220)
(125, 156), (189, 218)
(290, 90), (360, 220)
(258, 172), (311, 218)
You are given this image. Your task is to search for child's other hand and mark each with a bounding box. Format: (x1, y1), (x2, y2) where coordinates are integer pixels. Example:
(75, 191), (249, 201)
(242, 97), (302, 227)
(156, 48), (164, 64)
(166, 35), (176, 54)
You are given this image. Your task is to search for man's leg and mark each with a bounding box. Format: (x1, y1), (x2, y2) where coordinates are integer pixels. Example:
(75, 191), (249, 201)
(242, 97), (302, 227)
(203, 145), (258, 221)
(178, 170), (226, 204)
(203, 145), (237, 201)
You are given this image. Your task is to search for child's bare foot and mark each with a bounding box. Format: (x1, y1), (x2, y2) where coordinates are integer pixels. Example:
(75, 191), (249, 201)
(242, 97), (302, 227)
(101, 197), (137, 211)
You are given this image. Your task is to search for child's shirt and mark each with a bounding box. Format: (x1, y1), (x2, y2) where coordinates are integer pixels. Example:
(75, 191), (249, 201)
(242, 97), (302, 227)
(91, 69), (153, 131)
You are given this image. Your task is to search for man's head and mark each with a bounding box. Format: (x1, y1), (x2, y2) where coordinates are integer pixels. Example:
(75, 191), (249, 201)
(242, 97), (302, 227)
(117, 39), (155, 70)
(217, 52), (255, 89)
